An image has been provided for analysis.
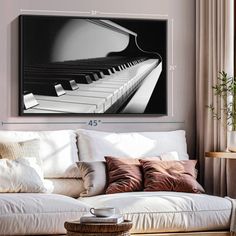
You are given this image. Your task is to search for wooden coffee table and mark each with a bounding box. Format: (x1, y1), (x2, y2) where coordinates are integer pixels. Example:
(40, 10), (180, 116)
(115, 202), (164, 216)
(64, 220), (133, 236)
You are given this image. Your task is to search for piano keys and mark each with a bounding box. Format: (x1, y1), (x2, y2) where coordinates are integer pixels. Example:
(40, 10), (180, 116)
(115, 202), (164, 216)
(25, 78), (79, 90)
(24, 81), (65, 97)
(21, 17), (164, 114)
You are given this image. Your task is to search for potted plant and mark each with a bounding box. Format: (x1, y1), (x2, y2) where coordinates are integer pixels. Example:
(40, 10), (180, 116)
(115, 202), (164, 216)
(209, 71), (236, 151)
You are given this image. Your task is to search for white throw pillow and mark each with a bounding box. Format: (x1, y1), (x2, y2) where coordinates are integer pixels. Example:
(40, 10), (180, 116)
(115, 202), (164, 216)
(76, 129), (188, 161)
(0, 130), (79, 178)
(0, 157), (46, 193)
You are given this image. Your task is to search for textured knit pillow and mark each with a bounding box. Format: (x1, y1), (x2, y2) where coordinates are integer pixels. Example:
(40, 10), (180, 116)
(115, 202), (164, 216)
(0, 139), (41, 165)
(140, 159), (204, 193)
(105, 156), (142, 194)
(77, 161), (107, 197)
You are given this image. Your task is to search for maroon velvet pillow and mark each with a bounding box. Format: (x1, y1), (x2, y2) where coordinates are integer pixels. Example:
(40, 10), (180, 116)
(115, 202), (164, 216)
(105, 156), (143, 194)
(139, 159), (205, 193)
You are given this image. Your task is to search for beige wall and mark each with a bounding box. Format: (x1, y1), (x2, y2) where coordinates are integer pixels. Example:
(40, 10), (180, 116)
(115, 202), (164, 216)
(0, 0), (196, 157)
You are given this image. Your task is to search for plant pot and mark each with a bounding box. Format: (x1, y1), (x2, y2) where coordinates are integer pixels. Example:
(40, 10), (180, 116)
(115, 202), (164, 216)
(228, 131), (236, 152)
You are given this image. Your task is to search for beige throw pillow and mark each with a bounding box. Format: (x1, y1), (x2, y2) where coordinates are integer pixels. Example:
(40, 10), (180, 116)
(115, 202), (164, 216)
(0, 139), (41, 165)
(44, 179), (85, 198)
(77, 161), (107, 197)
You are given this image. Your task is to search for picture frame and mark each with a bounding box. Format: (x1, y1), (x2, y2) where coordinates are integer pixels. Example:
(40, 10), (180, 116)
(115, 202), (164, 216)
(19, 15), (167, 116)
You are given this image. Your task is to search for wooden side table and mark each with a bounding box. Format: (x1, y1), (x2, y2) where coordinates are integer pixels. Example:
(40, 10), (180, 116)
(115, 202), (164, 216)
(205, 152), (236, 159)
(64, 220), (133, 236)
(205, 151), (236, 198)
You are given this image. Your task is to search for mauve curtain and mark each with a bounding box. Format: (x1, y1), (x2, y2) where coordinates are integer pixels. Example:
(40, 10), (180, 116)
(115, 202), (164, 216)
(196, 0), (234, 196)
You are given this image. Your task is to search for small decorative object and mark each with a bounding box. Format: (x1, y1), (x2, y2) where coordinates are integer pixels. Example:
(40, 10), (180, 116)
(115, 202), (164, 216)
(89, 207), (116, 217)
(228, 131), (236, 152)
(80, 214), (124, 224)
(209, 71), (236, 152)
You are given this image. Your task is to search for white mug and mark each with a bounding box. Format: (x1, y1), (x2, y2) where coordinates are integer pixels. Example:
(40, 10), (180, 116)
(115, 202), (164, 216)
(90, 207), (115, 217)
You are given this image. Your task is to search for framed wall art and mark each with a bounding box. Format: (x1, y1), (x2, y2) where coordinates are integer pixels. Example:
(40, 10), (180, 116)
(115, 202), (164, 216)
(19, 15), (167, 115)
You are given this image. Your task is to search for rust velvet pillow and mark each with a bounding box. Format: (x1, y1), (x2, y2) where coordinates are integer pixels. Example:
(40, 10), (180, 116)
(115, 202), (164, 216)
(140, 159), (204, 193)
(105, 156), (143, 194)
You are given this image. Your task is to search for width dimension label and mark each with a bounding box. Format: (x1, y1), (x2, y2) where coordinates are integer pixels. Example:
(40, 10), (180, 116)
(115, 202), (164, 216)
(87, 120), (102, 127)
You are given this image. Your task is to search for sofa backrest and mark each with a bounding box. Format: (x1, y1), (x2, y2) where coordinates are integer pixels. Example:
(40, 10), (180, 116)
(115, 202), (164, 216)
(0, 129), (189, 197)
(76, 129), (189, 161)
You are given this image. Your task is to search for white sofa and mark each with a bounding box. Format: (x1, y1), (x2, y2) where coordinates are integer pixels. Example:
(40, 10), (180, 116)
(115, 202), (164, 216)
(0, 129), (233, 235)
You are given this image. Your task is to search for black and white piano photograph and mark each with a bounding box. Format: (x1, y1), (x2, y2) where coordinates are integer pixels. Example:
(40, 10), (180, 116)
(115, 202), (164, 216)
(20, 15), (167, 115)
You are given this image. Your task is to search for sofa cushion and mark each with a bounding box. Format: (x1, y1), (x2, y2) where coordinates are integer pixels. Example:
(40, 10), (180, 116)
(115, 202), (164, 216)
(77, 155), (178, 197)
(0, 193), (90, 235)
(140, 159), (205, 193)
(44, 179), (85, 198)
(0, 157), (46, 193)
(0, 130), (79, 178)
(105, 156), (142, 194)
(77, 161), (107, 197)
(79, 191), (231, 233)
(76, 129), (188, 161)
(0, 139), (41, 164)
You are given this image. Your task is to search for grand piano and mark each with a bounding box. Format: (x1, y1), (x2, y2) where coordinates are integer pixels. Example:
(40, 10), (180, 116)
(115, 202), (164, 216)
(21, 17), (163, 114)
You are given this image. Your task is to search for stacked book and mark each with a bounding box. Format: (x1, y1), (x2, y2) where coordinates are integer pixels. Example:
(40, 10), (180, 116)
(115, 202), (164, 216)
(80, 214), (124, 224)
